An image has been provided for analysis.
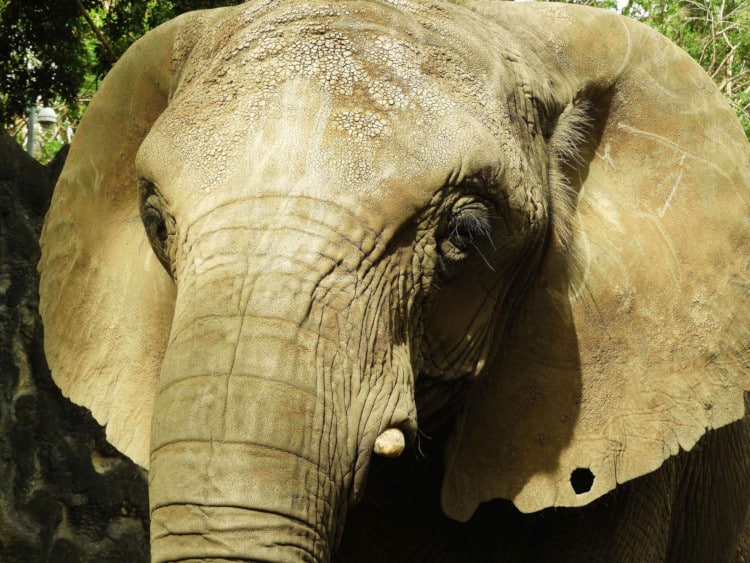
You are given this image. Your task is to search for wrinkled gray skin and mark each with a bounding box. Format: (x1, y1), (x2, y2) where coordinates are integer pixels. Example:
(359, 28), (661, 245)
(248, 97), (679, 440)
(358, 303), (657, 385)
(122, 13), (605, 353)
(38, 0), (750, 561)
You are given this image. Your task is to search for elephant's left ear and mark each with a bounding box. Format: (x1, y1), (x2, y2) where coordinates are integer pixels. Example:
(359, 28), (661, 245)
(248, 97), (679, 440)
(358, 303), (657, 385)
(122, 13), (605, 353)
(442, 3), (750, 519)
(37, 9), (226, 468)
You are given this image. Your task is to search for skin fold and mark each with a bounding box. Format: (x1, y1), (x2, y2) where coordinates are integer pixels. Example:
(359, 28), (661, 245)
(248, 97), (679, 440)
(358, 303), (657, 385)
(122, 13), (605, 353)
(37, 0), (750, 561)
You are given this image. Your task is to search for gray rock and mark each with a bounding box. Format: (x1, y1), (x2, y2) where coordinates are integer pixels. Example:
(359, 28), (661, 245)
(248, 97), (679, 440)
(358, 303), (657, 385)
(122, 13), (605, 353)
(0, 130), (149, 563)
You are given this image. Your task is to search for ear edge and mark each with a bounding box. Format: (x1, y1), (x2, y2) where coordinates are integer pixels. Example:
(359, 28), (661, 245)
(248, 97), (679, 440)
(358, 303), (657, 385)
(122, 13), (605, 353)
(441, 1), (750, 519)
(37, 14), (204, 469)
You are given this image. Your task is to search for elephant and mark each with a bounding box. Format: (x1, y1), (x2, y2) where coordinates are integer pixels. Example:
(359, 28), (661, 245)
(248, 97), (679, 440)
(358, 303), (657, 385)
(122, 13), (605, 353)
(37, 0), (750, 561)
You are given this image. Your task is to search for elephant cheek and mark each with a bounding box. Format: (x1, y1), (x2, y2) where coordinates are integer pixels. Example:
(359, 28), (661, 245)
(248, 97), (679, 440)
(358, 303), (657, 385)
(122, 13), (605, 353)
(424, 279), (501, 379)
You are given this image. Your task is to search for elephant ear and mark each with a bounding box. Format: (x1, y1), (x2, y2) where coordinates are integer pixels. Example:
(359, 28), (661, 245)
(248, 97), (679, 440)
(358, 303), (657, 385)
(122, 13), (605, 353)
(38, 9), (223, 468)
(443, 3), (750, 519)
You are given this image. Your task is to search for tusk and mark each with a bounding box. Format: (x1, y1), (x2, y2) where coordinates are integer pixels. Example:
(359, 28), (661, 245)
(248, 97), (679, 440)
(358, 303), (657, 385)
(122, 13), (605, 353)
(374, 428), (405, 458)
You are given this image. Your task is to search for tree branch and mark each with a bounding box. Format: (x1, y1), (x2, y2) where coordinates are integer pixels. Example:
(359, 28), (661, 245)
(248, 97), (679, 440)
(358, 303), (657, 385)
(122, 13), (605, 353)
(73, 0), (115, 62)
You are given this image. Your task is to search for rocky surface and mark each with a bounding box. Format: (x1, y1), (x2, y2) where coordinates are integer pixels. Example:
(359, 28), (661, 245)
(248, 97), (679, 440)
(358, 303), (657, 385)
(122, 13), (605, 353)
(0, 130), (149, 562)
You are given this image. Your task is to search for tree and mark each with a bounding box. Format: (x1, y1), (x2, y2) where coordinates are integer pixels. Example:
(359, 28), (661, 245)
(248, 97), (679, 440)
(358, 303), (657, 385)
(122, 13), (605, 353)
(0, 0), (243, 128)
(1, 0), (94, 126)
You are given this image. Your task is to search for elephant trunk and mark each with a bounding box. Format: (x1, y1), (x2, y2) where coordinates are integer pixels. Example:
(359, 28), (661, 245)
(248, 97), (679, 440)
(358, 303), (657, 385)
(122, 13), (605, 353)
(143, 198), (415, 563)
(148, 308), (343, 562)
(146, 214), (417, 561)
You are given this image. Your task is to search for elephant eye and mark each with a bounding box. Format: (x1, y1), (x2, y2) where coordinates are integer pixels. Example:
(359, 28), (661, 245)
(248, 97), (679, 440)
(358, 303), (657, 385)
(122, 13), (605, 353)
(139, 181), (174, 276)
(143, 203), (168, 245)
(438, 202), (495, 274)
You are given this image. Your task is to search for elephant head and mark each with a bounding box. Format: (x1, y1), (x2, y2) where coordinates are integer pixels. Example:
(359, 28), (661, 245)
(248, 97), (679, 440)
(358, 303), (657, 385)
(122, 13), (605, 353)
(38, 0), (750, 560)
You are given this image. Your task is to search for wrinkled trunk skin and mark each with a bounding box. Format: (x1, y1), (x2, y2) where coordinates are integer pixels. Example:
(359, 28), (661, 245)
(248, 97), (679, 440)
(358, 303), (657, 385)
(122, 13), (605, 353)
(150, 307), (342, 561)
(147, 209), (376, 562)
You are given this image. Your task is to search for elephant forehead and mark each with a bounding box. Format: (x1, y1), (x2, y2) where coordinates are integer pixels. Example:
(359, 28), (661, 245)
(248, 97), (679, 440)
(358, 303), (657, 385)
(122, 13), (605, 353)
(173, 0), (500, 116)
(146, 79), (506, 232)
(141, 1), (524, 229)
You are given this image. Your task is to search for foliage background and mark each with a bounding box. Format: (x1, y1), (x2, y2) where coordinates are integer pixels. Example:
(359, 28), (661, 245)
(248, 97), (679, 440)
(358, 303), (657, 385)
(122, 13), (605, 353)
(0, 0), (245, 162)
(1, 0), (749, 162)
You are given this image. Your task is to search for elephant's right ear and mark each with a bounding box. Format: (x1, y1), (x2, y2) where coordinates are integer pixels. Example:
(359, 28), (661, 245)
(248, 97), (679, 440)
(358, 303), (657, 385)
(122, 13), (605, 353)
(443, 3), (750, 519)
(38, 10), (220, 468)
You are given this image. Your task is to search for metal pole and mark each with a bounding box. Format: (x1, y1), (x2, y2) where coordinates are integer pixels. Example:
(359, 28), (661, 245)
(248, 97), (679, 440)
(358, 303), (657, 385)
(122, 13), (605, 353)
(27, 103), (35, 156)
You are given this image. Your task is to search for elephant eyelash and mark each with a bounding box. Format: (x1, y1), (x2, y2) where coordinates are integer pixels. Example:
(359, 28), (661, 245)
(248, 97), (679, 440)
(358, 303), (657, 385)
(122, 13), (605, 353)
(442, 211), (496, 272)
(451, 214), (493, 246)
(139, 180), (175, 276)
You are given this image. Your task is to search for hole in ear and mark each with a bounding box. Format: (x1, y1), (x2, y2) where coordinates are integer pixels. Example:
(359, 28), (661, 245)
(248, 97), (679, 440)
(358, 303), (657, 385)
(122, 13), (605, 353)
(570, 467), (595, 494)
